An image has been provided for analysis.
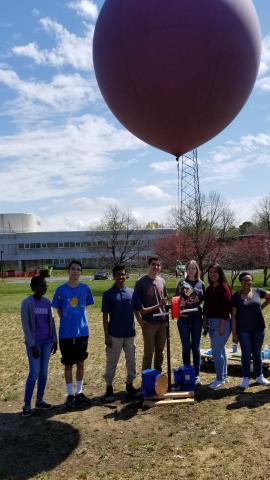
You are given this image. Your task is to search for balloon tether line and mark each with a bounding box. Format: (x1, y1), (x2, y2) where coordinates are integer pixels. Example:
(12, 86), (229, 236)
(176, 155), (181, 259)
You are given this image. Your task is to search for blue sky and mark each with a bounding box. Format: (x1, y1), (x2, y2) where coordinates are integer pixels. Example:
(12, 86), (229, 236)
(0, 0), (270, 231)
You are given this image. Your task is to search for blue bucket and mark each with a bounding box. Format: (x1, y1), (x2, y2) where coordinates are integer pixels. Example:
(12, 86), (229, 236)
(173, 365), (196, 390)
(141, 369), (160, 396)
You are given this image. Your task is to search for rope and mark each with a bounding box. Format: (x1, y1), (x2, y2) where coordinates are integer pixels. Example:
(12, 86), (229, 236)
(176, 156), (180, 221)
(176, 155), (181, 264)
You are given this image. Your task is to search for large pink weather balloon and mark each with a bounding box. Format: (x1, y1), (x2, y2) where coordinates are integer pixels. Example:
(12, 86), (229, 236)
(93, 0), (261, 157)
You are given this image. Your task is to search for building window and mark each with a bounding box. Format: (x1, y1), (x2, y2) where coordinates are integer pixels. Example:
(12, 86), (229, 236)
(25, 244), (30, 249)
(58, 242), (64, 248)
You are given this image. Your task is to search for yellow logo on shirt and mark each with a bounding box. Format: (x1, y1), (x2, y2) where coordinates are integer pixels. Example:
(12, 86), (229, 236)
(70, 297), (78, 307)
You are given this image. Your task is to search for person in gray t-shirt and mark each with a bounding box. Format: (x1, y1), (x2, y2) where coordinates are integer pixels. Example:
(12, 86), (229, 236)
(133, 255), (167, 372)
(232, 271), (270, 389)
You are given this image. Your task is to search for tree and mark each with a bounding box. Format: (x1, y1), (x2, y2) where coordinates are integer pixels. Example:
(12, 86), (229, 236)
(222, 237), (265, 287)
(256, 195), (270, 286)
(97, 206), (141, 267)
(154, 232), (194, 270)
(145, 221), (164, 229)
(238, 221), (255, 236)
(168, 192), (235, 276)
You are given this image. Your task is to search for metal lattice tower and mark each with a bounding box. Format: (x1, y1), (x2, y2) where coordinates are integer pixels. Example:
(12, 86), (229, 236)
(180, 149), (200, 223)
(176, 149), (200, 229)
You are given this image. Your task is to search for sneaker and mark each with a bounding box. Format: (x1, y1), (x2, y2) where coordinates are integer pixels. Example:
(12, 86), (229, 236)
(224, 377), (230, 384)
(208, 379), (225, 390)
(195, 376), (201, 386)
(22, 404), (32, 417)
(126, 383), (140, 396)
(240, 377), (250, 389)
(35, 400), (53, 410)
(256, 374), (270, 386)
(74, 392), (92, 406)
(65, 394), (75, 409)
(105, 385), (114, 399)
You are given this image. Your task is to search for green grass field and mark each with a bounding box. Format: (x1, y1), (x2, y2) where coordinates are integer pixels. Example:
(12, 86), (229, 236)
(1, 272), (270, 480)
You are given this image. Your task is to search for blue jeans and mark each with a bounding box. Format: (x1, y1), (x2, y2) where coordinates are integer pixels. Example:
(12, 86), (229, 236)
(177, 316), (202, 376)
(24, 342), (52, 405)
(209, 318), (231, 381)
(237, 329), (265, 377)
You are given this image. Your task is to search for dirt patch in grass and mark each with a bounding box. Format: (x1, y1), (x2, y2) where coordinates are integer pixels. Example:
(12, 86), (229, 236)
(1, 307), (270, 479)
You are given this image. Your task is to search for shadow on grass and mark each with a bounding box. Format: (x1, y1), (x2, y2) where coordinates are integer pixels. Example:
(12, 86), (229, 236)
(47, 392), (144, 421)
(97, 390), (144, 421)
(227, 385), (270, 410)
(195, 384), (243, 403)
(201, 361), (244, 379)
(0, 410), (80, 480)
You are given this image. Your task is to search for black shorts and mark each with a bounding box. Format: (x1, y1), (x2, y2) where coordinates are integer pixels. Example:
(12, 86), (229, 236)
(59, 336), (89, 365)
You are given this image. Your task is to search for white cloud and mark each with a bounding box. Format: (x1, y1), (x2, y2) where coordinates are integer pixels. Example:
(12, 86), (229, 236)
(0, 68), (99, 117)
(229, 195), (262, 225)
(40, 212), (95, 231)
(201, 132), (270, 183)
(39, 202), (175, 231)
(257, 36), (270, 93)
(12, 17), (94, 71)
(259, 35), (270, 78)
(136, 185), (172, 201)
(150, 160), (176, 174)
(32, 9), (41, 17)
(72, 196), (120, 211)
(68, 0), (98, 21)
(0, 114), (145, 202)
(132, 205), (174, 226)
(40, 199), (116, 231)
(256, 76), (270, 92)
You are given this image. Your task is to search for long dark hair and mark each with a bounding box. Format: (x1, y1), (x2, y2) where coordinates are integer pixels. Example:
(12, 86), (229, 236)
(207, 263), (227, 285)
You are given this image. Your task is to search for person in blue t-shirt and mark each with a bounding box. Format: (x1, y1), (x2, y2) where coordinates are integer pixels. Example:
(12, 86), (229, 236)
(102, 265), (138, 399)
(52, 260), (94, 408)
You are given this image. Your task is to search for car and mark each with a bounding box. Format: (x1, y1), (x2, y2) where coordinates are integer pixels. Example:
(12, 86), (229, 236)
(93, 270), (109, 280)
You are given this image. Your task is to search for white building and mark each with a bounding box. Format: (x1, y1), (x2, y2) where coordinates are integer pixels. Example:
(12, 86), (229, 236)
(0, 214), (174, 271)
(0, 213), (41, 233)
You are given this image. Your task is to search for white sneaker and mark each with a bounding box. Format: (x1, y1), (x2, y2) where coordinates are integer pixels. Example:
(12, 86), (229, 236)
(256, 374), (270, 385)
(208, 379), (225, 390)
(224, 377), (229, 384)
(195, 376), (201, 386)
(240, 377), (250, 389)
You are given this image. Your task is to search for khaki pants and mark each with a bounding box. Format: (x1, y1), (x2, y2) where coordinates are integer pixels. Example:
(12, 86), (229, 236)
(142, 322), (167, 372)
(104, 336), (136, 386)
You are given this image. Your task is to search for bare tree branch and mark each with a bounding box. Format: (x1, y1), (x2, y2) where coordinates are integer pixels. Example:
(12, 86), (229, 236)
(96, 206), (141, 267)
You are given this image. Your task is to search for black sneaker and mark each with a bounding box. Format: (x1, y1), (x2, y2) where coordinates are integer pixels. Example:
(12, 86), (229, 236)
(65, 394), (75, 409)
(74, 392), (92, 406)
(126, 383), (140, 396)
(35, 400), (53, 410)
(105, 385), (114, 399)
(22, 404), (32, 417)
